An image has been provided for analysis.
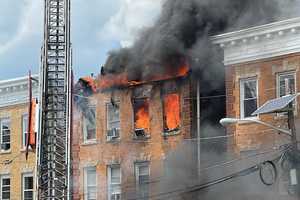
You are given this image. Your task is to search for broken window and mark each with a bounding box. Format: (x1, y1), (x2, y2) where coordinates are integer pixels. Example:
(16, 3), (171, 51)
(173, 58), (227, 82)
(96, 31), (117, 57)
(0, 118), (10, 151)
(107, 102), (120, 141)
(135, 162), (150, 199)
(132, 86), (152, 139)
(83, 105), (96, 142)
(161, 82), (181, 133)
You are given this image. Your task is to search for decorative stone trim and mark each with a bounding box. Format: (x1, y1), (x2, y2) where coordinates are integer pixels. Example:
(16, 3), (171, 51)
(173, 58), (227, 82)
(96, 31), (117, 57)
(0, 75), (39, 108)
(212, 17), (300, 65)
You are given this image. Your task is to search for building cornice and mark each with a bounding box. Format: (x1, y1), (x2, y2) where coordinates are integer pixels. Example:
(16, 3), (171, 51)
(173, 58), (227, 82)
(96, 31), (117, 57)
(0, 75), (39, 108)
(211, 17), (300, 65)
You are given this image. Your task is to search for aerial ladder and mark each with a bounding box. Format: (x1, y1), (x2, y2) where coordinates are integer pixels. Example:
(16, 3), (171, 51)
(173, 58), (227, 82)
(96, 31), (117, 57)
(36, 0), (72, 199)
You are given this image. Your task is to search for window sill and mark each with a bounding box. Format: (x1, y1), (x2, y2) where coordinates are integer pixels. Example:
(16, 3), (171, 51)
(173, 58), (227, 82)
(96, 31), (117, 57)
(106, 138), (121, 144)
(20, 147), (33, 152)
(132, 135), (151, 141)
(0, 150), (11, 154)
(81, 140), (98, 146)
(162, 129), (180, 137)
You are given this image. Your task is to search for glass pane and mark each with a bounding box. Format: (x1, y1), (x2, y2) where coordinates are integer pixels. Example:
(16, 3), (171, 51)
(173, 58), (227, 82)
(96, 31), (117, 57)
(279, 74), (295, 96)
(139, 175), (150, 184)
(111, 167), (120, 183)
(87, 169), (96, 186)
(25, 177), (33, 190)
(244, 80), (257, 99)
(139, 165), (149, 176)
(2, 191), (10, 199)
(2, 178), (10, 185)
(24, 191), (33, 200)
(88, 186), (96, 200)
(244, 99), (257, 117)
(109, 121), (120, 129)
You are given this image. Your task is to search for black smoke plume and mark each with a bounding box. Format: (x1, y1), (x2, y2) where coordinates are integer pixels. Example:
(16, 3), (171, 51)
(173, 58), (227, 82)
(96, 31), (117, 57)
(101, 0), (299, 89)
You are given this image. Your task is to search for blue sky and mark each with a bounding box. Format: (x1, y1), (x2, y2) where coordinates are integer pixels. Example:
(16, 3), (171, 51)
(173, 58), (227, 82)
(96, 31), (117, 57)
(0, 0), (161, 80)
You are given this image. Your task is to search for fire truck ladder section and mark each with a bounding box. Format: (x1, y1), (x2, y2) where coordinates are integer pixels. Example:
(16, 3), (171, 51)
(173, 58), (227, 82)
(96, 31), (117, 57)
(38, 0), (72, 199)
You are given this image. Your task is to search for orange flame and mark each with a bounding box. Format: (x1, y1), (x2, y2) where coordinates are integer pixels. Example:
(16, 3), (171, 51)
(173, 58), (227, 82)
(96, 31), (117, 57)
(98, 63), (189, 90)
(134, 100), (150, 131)
(163, 94), (180, 131)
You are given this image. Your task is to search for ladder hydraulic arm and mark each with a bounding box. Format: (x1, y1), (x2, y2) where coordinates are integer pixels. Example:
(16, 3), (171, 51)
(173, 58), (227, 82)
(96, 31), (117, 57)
(37, 0), (72, 199)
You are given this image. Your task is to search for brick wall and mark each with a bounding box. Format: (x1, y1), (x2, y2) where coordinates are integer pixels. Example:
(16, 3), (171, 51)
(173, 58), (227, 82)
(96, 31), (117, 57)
(226, 53), (300, 152)
(72, 78), (193, 200)
(0, 103), (36, 200)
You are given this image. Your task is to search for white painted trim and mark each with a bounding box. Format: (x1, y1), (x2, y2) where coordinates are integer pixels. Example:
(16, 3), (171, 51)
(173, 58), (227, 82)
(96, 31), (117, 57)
(212, 17), (300, 44)
(0, 75), (39, 108)
(0, 174), (10, 200)
(84, 166), (97, 200)
(211, 18), (300, 65)
(107, 165), (121, 200)
(22, 173), (34, 200)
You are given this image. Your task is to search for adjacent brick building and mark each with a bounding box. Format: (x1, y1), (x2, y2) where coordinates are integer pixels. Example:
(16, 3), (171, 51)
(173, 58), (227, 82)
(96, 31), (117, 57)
(0, 75), (38, 200)
(212, 17), (300, 153)
(72, 72), (195, 199)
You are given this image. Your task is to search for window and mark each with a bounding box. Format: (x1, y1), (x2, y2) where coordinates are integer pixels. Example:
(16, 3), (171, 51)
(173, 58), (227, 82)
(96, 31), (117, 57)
(106, 103), (120, 141)
(277, 72), (296, 97)
(135, 162), (150, 199)
(0, 118), (10, 151)
(1, 175), (10, 200)
(108, 165), (121, 200)
(22, 114), (29, 148)
(84, 167), (97, 200)
(83, 106), (96, 142)
(22, 174), (33, 200)
(277, 72), (296, 115)
(240, 78), (258, 118)
(132, 86), (152, 139)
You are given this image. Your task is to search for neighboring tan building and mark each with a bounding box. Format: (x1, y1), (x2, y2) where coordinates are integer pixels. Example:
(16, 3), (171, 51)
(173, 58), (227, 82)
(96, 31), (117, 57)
(72, 70), (195, 200)
(0, 75), (39, 200)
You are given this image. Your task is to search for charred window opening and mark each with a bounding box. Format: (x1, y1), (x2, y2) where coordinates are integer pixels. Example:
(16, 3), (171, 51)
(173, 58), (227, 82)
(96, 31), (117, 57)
(107, 102), (120, 141)
(132, 86), (152, 139)
(83, 105), (96, 142)
(161, 81), (181, 133)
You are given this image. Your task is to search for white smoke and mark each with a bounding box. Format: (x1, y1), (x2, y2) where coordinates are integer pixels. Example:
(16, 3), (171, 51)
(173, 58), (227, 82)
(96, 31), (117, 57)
(98, 0), (163, 47)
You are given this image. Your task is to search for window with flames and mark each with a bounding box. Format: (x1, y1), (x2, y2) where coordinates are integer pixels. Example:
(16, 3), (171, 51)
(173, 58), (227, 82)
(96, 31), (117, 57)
(161, 81), (181, 133)
(132, 86), (152, 139)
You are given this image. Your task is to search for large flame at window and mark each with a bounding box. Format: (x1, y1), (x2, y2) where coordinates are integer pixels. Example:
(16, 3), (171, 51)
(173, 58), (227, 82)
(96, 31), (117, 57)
(133, 99), (150, 132)
(163, 94), (180, 131)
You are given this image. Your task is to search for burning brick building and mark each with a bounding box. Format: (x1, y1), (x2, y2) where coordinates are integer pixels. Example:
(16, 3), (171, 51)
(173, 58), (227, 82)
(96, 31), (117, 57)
(72, 65), (197, 199)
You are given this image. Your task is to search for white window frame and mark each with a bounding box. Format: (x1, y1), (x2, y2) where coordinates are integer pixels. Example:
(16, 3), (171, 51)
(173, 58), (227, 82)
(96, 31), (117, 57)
(22, 114), (29, 149)
(135, 162), (150, 200)
(84, 167), (97, 200)
(22, 173), (34, 200)
(83, 105), (96, 143)
(107, 165), (121, 200)
(276, 71), (297, 115)
(0, 118), (11, 151)
(0, 175), (10, 200)
(106, 102), (121, 141)
(240, 78), (258, 119)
